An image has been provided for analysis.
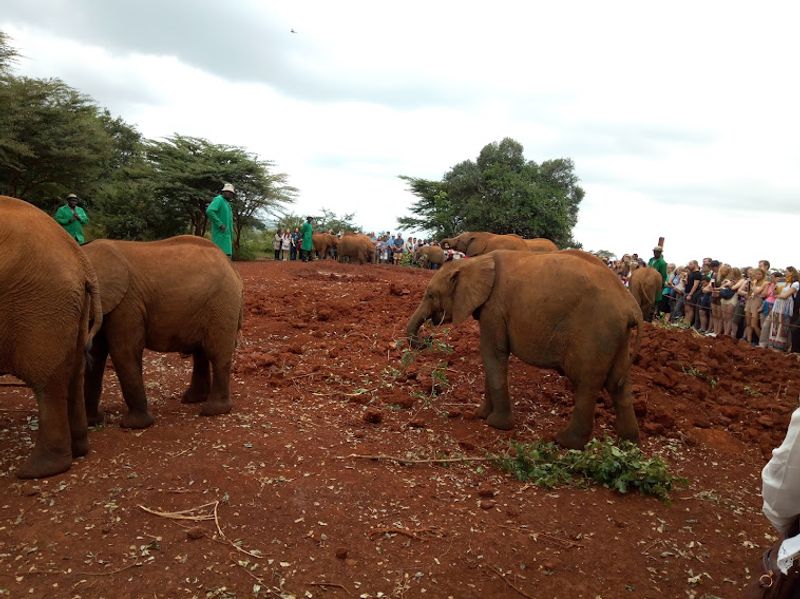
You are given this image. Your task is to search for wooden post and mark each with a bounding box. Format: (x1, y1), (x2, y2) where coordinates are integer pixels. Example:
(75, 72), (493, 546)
(657, 236), (665, 250)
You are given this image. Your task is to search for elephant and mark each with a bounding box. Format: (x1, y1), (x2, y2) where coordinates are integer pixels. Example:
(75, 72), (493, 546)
(414, 245), (445, 269)
(406, 250), (643, 449)
(0, 196), (102, 478)
(628, 266), (663, 322)
(337, 233), (375, 264)
(524, 238), (558, 253)
(440, 231), (529, 256)
(312, 233), (338, 260)
(82, 236), (243, 429)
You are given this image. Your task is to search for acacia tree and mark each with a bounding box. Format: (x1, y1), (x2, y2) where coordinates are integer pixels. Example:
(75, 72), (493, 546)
(0, 76), (115, 207)
(398, 138), (584, 247)
(147, 135), (296, 253)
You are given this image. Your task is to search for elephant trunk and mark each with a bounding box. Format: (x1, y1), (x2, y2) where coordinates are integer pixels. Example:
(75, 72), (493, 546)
(406, 304), (430, 349)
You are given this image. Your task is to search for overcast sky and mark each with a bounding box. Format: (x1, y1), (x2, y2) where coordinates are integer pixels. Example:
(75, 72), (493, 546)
(3, 1), (799, 267)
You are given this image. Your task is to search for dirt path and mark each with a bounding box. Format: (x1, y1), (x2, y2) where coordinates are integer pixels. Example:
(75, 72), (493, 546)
(1, 259), (797, 598)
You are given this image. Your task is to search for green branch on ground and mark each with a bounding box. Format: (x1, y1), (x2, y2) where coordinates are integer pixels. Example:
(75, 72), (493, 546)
(496, 437), (687, 502)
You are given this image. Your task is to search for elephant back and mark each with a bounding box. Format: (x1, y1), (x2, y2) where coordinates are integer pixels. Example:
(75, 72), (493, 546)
(81, 240), (132, 315)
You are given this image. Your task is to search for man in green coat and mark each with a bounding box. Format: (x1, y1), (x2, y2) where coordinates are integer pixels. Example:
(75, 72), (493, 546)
(54, 193), (89, 244)
(300, 216), (313, 262)
(206, 183), (235, 258)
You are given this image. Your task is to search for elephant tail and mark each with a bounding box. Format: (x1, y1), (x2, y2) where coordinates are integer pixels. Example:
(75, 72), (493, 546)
(628, 310), (642, 363)
(84, 259), (104, 348)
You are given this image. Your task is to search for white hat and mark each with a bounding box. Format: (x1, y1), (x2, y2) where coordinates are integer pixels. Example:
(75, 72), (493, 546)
(221, 183), (235, 194)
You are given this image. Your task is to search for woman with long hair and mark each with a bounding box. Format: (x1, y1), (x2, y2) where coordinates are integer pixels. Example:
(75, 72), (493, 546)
(742, 268), (767, 345)
(721, 267), (745, 338)
(710, 264), (731, 336)
(768, 267), (800, 351)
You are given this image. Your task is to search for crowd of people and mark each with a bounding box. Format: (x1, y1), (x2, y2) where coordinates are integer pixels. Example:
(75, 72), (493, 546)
(611, 248), (800, 354)
(270, 229), (465, 265)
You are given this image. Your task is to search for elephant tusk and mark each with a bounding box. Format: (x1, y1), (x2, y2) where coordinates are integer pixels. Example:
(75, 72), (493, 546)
(438, 312), (446, 326)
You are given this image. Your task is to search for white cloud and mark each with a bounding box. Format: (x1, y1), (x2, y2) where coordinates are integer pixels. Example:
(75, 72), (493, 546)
(3, 0), (800, 266)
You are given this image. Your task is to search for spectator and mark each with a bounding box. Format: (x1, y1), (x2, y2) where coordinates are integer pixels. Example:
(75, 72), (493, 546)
(753, 404), (800, 596)
(684, 260), (703, 328)
(281, 230), (291, 261)
(768, 267), (799, 351)
(273, 229), (283, 261)
(759, 272), (780, 348)
(720, 266), (745, 338)
(290, 227), (300, 261)
(206, 183), (235, 258)
(392, 233), (404, 265)
(698, 262), (715, 333)
(742, 268), (767, 345)
(54, 193), (90, 244)
(668, 267), (687, 322)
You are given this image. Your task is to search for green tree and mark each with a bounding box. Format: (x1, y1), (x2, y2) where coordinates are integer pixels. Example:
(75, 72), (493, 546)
(0, 76), (115, 207)
(314, 208), (361, 234)
(398, 137), (584, 247)
(0, 31), (18, 74)
(146, 135), (296, 255)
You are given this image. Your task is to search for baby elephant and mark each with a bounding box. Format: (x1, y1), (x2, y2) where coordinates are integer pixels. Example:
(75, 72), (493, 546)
(83, 236), (243, 428)
(406, 250), (643, 449)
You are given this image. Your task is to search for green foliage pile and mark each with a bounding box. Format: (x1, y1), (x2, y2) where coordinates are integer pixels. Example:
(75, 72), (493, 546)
(398, 137), (584, 247)
(497, 438), (686, 501)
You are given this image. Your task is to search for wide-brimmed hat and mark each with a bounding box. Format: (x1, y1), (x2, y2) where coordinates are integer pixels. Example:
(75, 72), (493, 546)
(66, 193), (78, 200)
(652, 246), (662, 252)
(221, 183), (236, 194)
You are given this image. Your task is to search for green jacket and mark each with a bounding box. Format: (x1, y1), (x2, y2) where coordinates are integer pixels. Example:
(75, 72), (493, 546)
(301, 221), (313, 251)
(54, 204), (89, 244)
(206, 194), (233, 256)
(648, 256), (668, 302)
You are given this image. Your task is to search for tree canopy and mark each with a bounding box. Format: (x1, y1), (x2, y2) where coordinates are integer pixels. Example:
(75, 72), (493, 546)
(0, 31), (297, 257)
(398, 137), (584, 247)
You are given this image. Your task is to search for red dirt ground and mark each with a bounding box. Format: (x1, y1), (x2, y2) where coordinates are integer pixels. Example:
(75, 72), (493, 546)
(1, 259), (799, 598)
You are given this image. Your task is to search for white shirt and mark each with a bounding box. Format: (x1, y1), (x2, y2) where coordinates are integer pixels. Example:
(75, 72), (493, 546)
(763, 405), (800, 535)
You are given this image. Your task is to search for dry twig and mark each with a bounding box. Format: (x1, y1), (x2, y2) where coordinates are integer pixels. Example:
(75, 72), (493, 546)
(138, 502), (216, 521)
(75, 561), (147, 577)
(487, 565), (536, 599)
(308, 581), (349, 592)
(337, 453), (491, 465)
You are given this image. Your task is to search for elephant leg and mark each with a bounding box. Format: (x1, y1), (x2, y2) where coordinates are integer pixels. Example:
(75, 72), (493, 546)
(605, 345), (639, 444)
(110, 341), (154, 429)
(85, 333), (109, 426)
(479, 328), (512, 429)
(555, 374), (604, 450)
(17, 359), (74, 479)
(181, 349), (211, 404)
(200, 351), (233, 417)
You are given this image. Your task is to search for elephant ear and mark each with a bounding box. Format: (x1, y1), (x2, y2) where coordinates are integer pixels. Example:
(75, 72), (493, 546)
(449, 255), (496, 324)
(464, 234), (487, 257)
(83, 242), (131, 315)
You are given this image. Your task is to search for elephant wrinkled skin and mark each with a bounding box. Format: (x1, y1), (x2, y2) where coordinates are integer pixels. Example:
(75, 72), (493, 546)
(524, 238), (558, 252)
(337, 233), (375, 264)
(312, 233), (337, 260)
(628, 267), (663, 322)
(406, 250), (643, 449)
(82, 236), (243, 429)
(440, 232), (528, 256)
(0, 196), (103, 478)
(414, 245), (445, 269)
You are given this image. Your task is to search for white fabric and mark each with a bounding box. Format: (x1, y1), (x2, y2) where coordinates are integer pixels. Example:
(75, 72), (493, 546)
(763, 406), (800, 535)
(221, 183), (235, 193)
